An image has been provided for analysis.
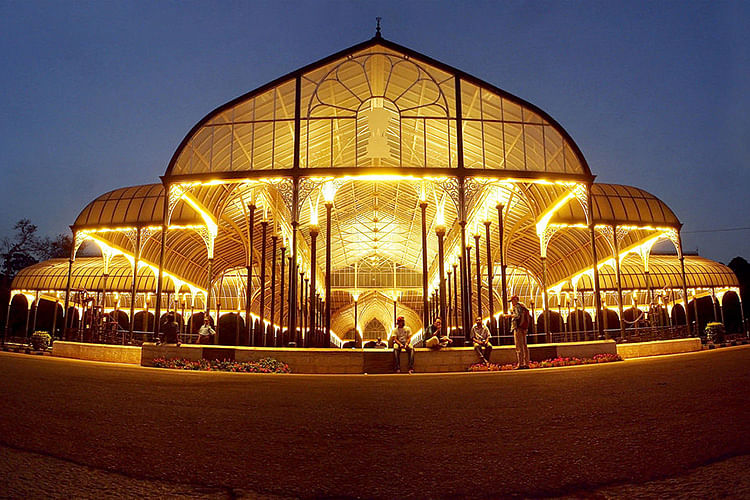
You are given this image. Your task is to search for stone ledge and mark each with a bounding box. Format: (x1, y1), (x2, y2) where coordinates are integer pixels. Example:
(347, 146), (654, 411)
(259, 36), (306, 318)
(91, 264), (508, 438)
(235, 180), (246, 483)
(616, 338), (702, 359)
(53, 341), (142, 365)
(139, 341), (618, 373)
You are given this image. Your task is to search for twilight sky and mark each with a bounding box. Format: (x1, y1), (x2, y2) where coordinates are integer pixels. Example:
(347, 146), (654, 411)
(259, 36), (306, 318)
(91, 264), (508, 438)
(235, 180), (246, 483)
(1, 0), (748, 264)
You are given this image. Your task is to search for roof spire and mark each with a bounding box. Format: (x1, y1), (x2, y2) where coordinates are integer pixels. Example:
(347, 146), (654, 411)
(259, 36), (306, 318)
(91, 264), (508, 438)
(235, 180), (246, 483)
(375, 17), (382, 38)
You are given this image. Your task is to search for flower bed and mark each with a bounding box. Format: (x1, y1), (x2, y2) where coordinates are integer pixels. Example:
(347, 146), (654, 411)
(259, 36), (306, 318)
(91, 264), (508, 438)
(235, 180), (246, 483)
(468, 353), (622, 372)
(153, 357), (291, 373)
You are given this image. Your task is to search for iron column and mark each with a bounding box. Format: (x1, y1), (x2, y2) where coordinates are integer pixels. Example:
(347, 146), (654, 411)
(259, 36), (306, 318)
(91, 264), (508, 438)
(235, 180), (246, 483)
(324, 201), (333, 347)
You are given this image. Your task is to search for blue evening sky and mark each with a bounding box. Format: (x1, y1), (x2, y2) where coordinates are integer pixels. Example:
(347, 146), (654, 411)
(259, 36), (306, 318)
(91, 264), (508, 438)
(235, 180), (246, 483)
(0, 0), (748, 263)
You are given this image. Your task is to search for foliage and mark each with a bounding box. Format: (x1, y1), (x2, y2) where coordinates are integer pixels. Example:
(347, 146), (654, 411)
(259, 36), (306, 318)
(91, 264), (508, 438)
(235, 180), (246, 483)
(31, 331), (52, 351)
(1, 219), (73, 332)
(704, 322), (726, 343)
(728, 257), (749, 319)
(152, 357), (291, 373)
(1, 219), (72, 281)
(468, 353), (622, 372)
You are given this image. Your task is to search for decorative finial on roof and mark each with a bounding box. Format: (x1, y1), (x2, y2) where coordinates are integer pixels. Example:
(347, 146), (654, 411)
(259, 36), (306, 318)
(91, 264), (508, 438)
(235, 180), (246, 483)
(375, 17), (382, 38)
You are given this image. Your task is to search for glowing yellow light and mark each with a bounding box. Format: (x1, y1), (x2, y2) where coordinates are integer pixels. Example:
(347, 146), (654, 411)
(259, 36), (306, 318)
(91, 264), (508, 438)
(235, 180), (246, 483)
(308, 197), (319, 227)
(536, 192), (575, 237)
(322, 181), (337, 203)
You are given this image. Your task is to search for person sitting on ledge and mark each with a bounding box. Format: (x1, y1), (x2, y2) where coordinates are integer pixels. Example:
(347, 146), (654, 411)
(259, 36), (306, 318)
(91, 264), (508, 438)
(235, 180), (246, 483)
(373, 337), (387, 348)
(196, 318), (214, 344)
(160, 313), (180, 346)
(390, 316), (414, 374)
(425, 318), (451, 349)
(471, 316), (492, 364)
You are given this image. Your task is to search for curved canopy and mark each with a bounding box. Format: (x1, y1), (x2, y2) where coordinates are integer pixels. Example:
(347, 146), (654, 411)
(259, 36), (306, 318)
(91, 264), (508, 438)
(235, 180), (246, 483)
(551, 184), (680, 228)
(74, 184), (203, 230)
(11, 257), (175, 294)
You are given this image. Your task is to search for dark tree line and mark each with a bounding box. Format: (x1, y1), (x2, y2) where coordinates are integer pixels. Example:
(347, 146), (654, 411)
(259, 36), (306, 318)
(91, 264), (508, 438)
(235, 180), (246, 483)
(1, 219), (72, 331)
(728, 257), (750, 320)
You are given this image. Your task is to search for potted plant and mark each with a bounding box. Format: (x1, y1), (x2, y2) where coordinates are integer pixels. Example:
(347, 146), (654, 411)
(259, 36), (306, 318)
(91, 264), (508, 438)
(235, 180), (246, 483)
(704, 322), (726, 344)
(31, 331), (52, 351)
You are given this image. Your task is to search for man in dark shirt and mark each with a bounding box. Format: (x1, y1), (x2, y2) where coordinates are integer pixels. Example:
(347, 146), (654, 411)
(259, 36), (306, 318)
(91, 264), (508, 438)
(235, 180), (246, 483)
(161, 313), (181, 346)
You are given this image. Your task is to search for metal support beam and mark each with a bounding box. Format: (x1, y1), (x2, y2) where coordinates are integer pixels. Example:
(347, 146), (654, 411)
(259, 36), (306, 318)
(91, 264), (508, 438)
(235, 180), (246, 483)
(325, 201), (333, 348)
(279, 244), (286, 342)
(154, 185), (169, 337)
(129, 227), (141, 338)
(587, 185), (604, 339)
(436, 225), (447, 332)
(474, 233), (482, 320)
(309, 225), (318, 347)
(260, 220), (268, 343)
(246, 203), (255, 345)
(420, 200), (429, 332)
(612, 225), (626, 339)
(484, 220), (494, 331)
(270, 234), (278, 345)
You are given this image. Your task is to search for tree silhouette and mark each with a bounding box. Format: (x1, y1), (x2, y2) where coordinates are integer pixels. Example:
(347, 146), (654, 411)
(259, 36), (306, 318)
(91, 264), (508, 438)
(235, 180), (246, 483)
(728, 257), (749, 320)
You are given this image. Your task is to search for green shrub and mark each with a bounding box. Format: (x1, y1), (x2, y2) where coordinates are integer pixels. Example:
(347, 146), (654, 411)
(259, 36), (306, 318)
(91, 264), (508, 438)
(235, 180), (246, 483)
(31, 331), (52, 351)
(704, 322), (726, 344)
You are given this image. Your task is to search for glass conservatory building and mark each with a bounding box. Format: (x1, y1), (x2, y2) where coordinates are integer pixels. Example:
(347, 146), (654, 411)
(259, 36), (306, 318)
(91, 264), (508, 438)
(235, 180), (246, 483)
(7, 33), (744, 347)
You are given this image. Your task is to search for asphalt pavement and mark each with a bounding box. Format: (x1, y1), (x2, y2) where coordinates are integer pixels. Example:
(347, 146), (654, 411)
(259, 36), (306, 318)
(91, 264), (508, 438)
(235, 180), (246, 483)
(0, 347), (748, 499)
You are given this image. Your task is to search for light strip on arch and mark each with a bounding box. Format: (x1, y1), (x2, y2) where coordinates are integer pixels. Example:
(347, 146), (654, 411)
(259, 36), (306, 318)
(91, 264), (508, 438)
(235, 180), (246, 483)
(547, 232), (671, 293)
(82, 232), (207, 296)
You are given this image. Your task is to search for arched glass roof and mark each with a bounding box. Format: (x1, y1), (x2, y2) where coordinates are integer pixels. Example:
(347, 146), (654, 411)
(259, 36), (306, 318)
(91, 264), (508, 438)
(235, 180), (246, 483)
(166, 36), (590, 180)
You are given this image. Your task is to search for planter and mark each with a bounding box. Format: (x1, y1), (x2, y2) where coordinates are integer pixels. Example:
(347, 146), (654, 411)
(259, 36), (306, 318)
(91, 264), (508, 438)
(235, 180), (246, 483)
(31, 331), (52, 351)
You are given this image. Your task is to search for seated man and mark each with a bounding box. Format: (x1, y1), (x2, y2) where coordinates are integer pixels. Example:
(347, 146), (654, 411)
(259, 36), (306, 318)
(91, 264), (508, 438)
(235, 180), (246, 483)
(373, 337), (387, 348)
(424, 318), (451, 349)
(390, 316), (414, 373)
(471, 316), (492, 364)
(196, 318), (215, 344)
(161, 313), (181, 346)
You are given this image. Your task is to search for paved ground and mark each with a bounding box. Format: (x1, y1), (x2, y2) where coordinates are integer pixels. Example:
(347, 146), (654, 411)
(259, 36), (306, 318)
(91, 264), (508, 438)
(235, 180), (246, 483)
(0, 347), (748, 499)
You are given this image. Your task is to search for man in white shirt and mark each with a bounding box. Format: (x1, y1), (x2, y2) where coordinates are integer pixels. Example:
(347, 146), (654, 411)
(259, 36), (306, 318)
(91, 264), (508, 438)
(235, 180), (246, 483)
(471, 316), (492, 364)
(390, 316), (414, 373)
(196, 318), (215, 344)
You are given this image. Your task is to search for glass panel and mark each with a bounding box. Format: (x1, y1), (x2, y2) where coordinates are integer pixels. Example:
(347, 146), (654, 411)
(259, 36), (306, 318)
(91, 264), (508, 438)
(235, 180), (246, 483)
(275, 80), (297, 120)
(207, 109), (232, 126)
(503, 122), (525, 170)
(231, 123), (253, 171)
(211, 125), (232, 172)
(461, 80), (481, 119)
(523, 109), (543, 124)
(400, 118), (425, 167)
(306, 119), (331, 168)
(273, 120), (294, 169)
(544, 126), (564, 172)
(481, 89), (502, 121)
(233, 97), (255, 123)
(332, 118), (357, 166)
(424, 119), (451, 168)
(252, 87), (277, 122)
(462, 120), (483, 168)
(524, 124), (545, 172)
(484, 122), (503, 169)
(252, 121), (274, 169)
(191, 127), (213, 173)
(563, 142), (579, 174)
(502, 98), (523, 122)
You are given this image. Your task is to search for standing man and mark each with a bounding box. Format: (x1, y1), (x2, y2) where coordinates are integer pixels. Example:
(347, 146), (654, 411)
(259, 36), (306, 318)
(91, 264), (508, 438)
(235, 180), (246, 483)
(506, 295), (530, 369)
(471, 316), (492, 364)
(196, 317), (215, 344)
(390, 316), (414, 373)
